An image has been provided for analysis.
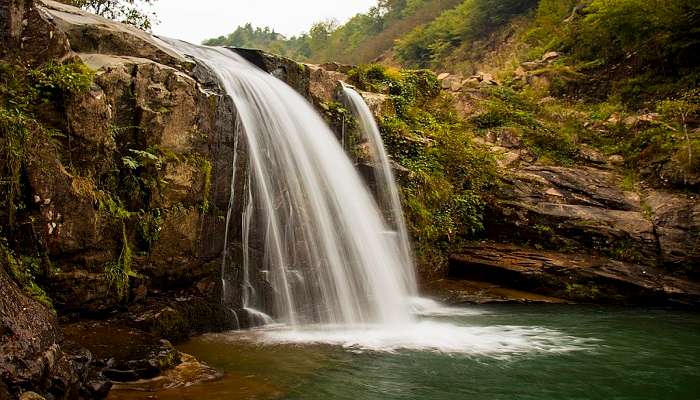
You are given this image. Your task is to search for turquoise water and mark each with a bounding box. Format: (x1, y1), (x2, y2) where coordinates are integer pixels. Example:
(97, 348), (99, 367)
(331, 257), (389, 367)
(114, 305), (700, 400)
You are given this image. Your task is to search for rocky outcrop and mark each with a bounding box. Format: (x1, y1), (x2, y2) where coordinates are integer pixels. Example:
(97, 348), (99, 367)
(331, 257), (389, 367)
(449, 242), (700, 305)
(0, 265), (97, 399)
(230, 48), (352, 109)
(0, 0), (72, 65)
(437, 120), (700, 304)
(38, 0), (189, 69)
(1, 0), (240, 308)
(485, 164), (658, 265)
(0, 1), (265, 396)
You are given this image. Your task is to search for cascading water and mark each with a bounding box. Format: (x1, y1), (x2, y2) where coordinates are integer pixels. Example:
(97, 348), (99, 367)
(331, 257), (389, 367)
(340, 86), (416, 293)
(163, 38), (417, 327)
(151, 37), (591, 356)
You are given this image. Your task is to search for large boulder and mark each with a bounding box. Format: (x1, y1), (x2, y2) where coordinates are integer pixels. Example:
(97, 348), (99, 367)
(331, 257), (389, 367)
(0, 0), (72, 65)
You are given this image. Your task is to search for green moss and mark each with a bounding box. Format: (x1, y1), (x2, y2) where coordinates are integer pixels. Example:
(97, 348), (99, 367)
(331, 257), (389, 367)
(199, 158), (212, 213)
(620, 172), (638, 192)
(321, 101), (362, 158)
(603, 241), (647, 265)
(0, 240), (54, 311)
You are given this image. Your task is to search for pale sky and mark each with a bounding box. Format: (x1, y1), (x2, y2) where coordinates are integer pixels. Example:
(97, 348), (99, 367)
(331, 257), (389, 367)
(150, 0), (378, 44)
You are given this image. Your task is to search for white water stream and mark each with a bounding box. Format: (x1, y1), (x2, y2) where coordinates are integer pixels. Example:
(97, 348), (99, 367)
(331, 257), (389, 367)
(164, 39), (415, 326)
(341, 85), (416, 293)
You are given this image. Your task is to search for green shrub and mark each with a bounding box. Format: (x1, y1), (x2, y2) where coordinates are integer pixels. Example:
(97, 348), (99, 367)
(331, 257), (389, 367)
(27, 62), (94, 103)
(471, 87), (578, 164)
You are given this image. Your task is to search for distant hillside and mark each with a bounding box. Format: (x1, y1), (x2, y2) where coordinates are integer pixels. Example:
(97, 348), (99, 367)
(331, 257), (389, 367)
(203, 0), (463, 64)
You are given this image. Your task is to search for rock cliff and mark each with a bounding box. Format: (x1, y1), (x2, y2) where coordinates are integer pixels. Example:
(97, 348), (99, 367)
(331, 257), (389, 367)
(0, 1), (351, 398)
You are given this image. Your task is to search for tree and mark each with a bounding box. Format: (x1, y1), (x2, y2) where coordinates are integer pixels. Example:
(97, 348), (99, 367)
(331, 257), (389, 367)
(658, 89), (700, 170)
(59, 0), (158, 30)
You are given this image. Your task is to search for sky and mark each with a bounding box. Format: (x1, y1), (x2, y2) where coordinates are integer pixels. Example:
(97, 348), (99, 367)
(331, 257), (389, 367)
(150, 0), (378, 44)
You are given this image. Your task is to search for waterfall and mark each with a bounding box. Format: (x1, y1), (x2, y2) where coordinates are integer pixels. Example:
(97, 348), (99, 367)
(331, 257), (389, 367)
(340, 86), (417, 295)
(163, 39), (416, 327)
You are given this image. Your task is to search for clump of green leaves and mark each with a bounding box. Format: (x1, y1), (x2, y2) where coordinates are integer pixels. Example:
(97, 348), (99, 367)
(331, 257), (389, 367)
(657, 89), (700, 172)
(349, 64), (440, 114)
(0, 61), (94, 111)
(137, 208), (163, 253)
(98, 194), (137, 298)
(27, 62), (94, 103)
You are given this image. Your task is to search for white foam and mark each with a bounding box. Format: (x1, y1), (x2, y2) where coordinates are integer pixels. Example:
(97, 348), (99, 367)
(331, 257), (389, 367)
(223, 320), (596, 358)
(410, 297), (487, 317)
